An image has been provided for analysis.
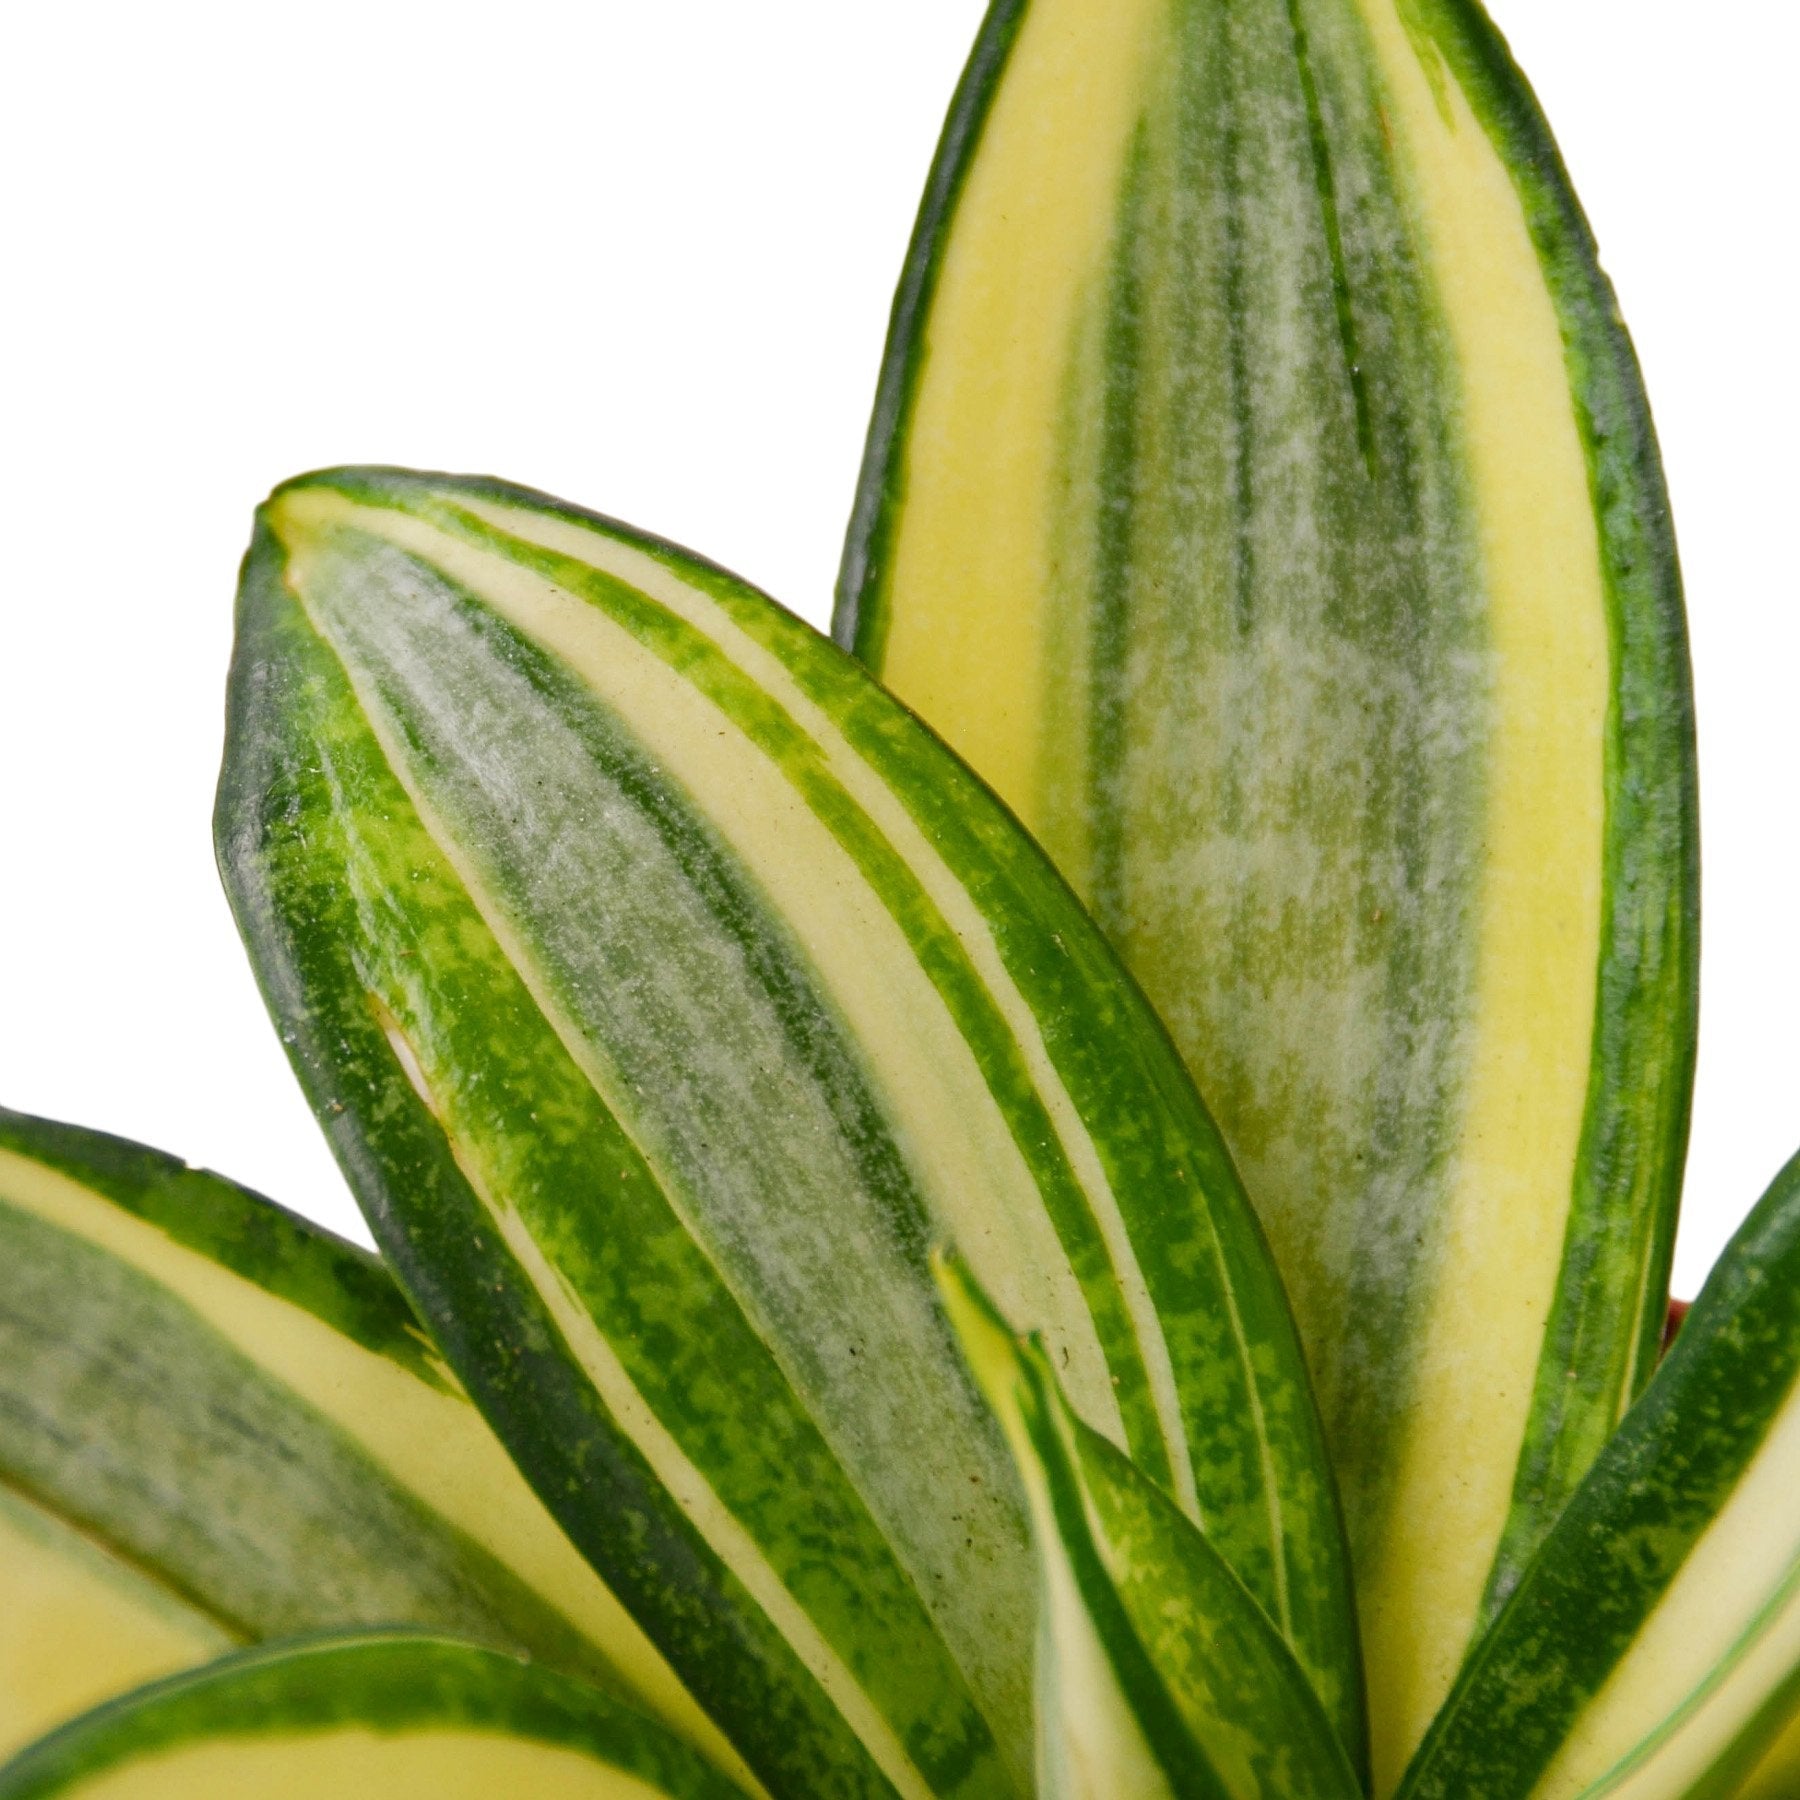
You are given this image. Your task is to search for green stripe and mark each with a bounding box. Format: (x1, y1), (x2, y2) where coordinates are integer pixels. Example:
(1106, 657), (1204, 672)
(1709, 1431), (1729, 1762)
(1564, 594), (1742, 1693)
(1028, 1405), (1228, 1800)
(1397, 1149), (1800, 1800)
(836, 0), (1032, 669)
(0, 1634), (747, 1799)
(1734, 1703), (1800, 1800)
(1074, 123), (1150, 930)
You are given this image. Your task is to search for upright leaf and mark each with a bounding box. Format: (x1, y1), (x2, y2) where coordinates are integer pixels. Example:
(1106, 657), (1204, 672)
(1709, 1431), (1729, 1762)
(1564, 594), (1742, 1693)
(0, 1633), (749, 1800)
(836, 0), (1696, 1780)
(938, 1253), (1362, 1800)
(1396, 1149), (1800, 1800)
(0, 1107), (742, 1785)
(216, 466), (1358, 1798)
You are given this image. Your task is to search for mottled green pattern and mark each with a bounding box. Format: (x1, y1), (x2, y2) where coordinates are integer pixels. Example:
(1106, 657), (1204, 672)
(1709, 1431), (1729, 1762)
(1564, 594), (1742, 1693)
(0, 1188), (606, 1683)
(1397, 1150), (1800, 1800)
(301, 521), (1069, 1681)
(217, 467), (1358, 1796)
(939, 1257), (1360, 1800)
(1075, 1430), (1362, 1800)
(1041, 0), (1487, 1570)
(0, 1635), (748, 1800)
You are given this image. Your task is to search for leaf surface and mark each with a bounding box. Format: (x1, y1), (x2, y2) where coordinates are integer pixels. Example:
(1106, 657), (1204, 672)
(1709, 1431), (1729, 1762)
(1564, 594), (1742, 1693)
(0, 1482), (227, 1764)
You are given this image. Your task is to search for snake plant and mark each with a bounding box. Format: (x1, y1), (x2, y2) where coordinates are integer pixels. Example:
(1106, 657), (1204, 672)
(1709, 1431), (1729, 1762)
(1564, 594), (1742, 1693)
(3, 2), (1788, 1798)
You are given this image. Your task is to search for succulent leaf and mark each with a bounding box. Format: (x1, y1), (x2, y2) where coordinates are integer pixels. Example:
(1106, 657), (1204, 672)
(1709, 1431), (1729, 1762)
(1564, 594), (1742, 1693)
(835, 0), (1696, 1780)
(214, 467), (1355, 1799)
(1397, 1150), (1800, 1800)
(0, 1107), (740, 1783)
(936, 1252), (1363, 1800)
(0, 1634), (750, 1800)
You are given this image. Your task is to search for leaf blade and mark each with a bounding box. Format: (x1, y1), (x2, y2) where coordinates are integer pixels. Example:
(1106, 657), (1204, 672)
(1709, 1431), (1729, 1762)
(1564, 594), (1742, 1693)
(217, 466), (1354, 1798)
(0, 1481), (230, 1763)
(836, 0), (1695, 1778)
(1395, 1149), (1800, 1800)
(936, 1252), (1363, 1800)
(0, 1107), (742, 1784)
(0, 1633), (749, 1800)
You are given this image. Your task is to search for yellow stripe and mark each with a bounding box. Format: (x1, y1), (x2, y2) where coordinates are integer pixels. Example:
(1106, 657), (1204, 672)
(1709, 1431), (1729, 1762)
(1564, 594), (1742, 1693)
(59, 1732), (679, 1800)
(0, 1489), (230, 1761)
(0, 1149), (744, 1792)
(458, 492), (1202, 1524)
(873, 0), (1167, 827)
(1349, 5), (1610, 1782)
(1529, 1386), (1800, 1799)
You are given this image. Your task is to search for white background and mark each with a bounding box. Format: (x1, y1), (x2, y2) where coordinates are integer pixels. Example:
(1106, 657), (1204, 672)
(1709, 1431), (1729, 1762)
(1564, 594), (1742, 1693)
(1, 2), (1793, 1297)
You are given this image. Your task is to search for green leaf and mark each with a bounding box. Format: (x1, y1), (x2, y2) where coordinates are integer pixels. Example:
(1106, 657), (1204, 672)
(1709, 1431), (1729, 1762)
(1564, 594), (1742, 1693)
(835, 0), (1695, 1781)
(0, 1633), (749, 1800)
(214, 465), (1356, 1800)
(1395, 1148), (1800, 1800)
(935, 1252), (1361, 1800)
(0, 1106), (744, 1786)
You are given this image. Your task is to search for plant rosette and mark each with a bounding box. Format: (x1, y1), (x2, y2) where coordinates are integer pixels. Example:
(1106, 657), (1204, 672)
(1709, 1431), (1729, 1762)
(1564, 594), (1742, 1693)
(7, 5), (1793, 1800)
